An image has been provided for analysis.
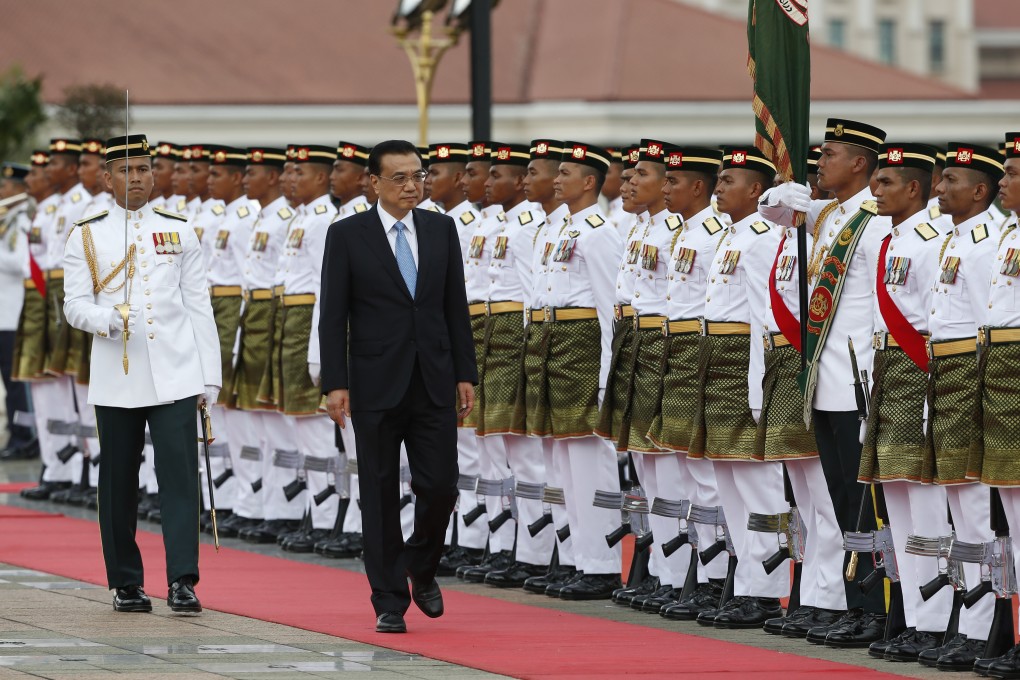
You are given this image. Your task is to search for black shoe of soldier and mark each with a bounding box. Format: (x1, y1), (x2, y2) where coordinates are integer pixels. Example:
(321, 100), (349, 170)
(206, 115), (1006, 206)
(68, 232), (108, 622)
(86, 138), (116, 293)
(805, 608), (862, 644)
(168, 576), (202, 614)
(662, 581), (723, 621)
(461, 550), (513, 583)
(823, 612), (887, 648)
(113, 585), (152, 613)
(558, 573), (622, 601)
(780, 606), (844, 638)
(484, 561), (548, 588)
(712, 596), (783, 629)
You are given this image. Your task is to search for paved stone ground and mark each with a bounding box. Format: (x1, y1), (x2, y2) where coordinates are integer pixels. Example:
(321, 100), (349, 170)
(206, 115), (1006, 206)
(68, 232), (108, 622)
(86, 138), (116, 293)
(0, 458), (953, 679)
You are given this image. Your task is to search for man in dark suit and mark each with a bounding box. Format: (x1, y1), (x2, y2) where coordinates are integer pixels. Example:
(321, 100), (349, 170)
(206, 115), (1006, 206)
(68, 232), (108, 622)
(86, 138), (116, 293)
(319, 139), (477, 633)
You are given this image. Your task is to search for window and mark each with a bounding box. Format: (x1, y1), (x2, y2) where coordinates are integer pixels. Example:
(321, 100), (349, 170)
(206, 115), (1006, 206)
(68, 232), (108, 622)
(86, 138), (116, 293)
(878, 19), (896, 65)
(929, 20), (946, 74)
(829, 18), (846, 50)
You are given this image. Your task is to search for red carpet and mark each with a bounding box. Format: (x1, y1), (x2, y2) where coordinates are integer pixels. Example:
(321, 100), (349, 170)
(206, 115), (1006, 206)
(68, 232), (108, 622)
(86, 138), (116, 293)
(0, 505), (908, 679)
(0, 482), (35, 494)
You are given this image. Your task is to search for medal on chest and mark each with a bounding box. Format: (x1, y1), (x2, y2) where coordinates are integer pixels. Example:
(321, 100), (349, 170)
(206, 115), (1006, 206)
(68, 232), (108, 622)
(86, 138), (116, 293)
(776, 255), (796, 282)
(673, 247), (696, 274)
(553, 237), (577, 263)
(884, 256), (911, 286)
(626, 240), (641, 265)
(1001, 248), (1020, 278)
(252, 231), (269, 253)
(541, 241), (554, 266)
(718, 250), (740, 276)
(152, 232), (182, 255)
(940, 256), (960, 285)
(29, 227), (42, 244)
(286, 228), (304, 249)
(492, 235), (508, 260)
(467, 235), (486, 259)
(215, 229), (230, 250)
(640, 243), (659, 271)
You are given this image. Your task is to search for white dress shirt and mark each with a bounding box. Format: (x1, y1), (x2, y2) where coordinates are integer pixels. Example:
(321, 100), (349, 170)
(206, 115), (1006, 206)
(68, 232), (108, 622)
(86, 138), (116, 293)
(378, 204), (419, 267)
(988, 212), (1020, 327)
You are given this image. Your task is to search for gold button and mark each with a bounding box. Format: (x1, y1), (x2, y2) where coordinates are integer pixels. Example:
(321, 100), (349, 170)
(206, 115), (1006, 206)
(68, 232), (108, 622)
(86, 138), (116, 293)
(706, 297), (711, 302)
(711, 277), (716, 282)
(681, 276), (686, 281)
(135, 224), (140, 230)
(147, 318), (153, 325)
(145, 289), (151, 295)
(111, 261), (116, 267)
(143, 275), (149, 282)
(148, 333), (154, 340)
(167, 256), (173, 262)
(146, 303), (152, 310)
(141, 262), (148, 268)
(140, 248), (146, 254)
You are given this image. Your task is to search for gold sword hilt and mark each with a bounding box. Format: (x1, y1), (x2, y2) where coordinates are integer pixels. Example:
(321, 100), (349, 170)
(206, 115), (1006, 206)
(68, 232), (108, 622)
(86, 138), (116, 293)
(200, 403), (216, 444)
(845, 551), (859, 581)
(114, 302), (131, 374)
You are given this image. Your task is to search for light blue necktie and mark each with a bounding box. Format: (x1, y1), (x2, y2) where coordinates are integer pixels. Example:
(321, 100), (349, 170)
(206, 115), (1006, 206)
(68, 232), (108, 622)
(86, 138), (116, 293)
(393, 221), (417, 296)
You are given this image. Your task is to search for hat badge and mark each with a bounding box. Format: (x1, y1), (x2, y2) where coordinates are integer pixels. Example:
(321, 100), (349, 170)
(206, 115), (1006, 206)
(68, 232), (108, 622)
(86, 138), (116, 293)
(957, 148), (973, 164)
(55, 140), (66, 151)
(834, 124), (844, 137)
(251, 150), (264, 162)
(536, 142), (548, 155)
(647, 143), (661, 157)
(182, 148), (193, 160)
(1013, 138), (1020, 154)
(497, 147), (510, 160)
(142, 139), (150, 152)
(732, 151), (747, 165)
(437, 146), (450, 159)
(214, 150), (227, 163)
(2, 167), (11, 178)
(667, 152), (683, 167)
(572, 145), (587, 160)
(86, 141), (102, 153)
(887, 148), (903, 164)
(342, 145), (354, 158)
(472, 143), (486, 157)
(158, 144), (170, 155)
(297, 148), (309, 160)
(629, 150), (639, 163)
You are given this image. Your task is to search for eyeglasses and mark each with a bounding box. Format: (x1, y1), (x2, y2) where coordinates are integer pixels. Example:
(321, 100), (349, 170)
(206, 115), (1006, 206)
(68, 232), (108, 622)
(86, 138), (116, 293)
(375, 171), (428, 186)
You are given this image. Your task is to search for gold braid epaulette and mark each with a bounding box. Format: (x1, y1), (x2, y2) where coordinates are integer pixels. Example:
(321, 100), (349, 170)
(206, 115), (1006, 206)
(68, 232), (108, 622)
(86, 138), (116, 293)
(998, 222), (1018, 248)
(938, 233), (953, 264)
(81, 225), (135, 294)
(807, 200), (839, 281)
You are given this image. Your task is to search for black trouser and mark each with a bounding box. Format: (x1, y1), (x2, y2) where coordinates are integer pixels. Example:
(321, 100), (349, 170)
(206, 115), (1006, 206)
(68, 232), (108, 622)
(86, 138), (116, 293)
(95, 396), (201, 590)
(813, 409), (885, 614)
(0, 330), (32, 449)
(352, 361), (459, 616)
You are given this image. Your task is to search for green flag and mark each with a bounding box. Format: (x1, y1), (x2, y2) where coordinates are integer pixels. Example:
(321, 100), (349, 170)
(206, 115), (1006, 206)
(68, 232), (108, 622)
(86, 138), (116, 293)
(747, 0), (810, 184)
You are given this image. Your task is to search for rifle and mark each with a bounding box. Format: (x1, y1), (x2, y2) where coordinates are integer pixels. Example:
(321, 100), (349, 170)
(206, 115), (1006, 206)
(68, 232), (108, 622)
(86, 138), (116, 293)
(689, 503), (736, 609)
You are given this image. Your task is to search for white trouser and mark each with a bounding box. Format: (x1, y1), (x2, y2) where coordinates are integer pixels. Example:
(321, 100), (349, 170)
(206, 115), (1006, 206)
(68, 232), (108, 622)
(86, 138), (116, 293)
(948, 484), (994, 641)
(400, 443), (414, 542)
(337, 420), (363, 534)
(632, 452), (692, 588)
(73, 382), (100, 488)
(225, 409), (266, 520)
(556, 436), (621, 575)
(505, 433), (554, 566)
(261, 412), (305, 520)
(479, 433), (515, 554)
(202, 403), (238, 511)
(446, 427), (487, 549)
(685, 454), (729, 581)
(883, 481), (952, 632)
(31, 378), (77, 483)
(141, 439), (157, 494)
(295, 414), (339, 530)
(785, 457), (847, 611)
(713, 460), (790, 598)
(996, 486), (1020, 614)
(544, 437), (574, 567)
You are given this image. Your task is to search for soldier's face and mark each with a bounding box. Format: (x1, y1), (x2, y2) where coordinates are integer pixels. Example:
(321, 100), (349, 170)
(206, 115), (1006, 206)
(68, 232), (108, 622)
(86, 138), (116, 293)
(78, 154), (105, 194)
(25, 166), (50, 199)
(620, 169), (643, 214)
(523, 160), (555, 204)
(280, 163), (297, 203)
(817, 142), (856, 193)
(208, 165), (240, 201)
(935, 167), (983, 217)
(663, 171), (698, 215)
(461, 161), (489, 204)
(999, 158), (1020, 212)
(484, 165), (522, 208)
(330, 160), (363, 202)
(426, 164), (462, 207)
(632, 161), (665, 208)
(172, 162), (191, 196)
(602, 162), (624, 201)
(189, 162), (211, 198)
(293, 163), (329, 204)
(44, 155), (77, 189)
(873, 168), (913, 218)
(243, 165), (275, 202)
(151, 157), (175, 195)
(553, 162), (587, 205)
(106, 157), (154, 210)
(360, 168), (378, 203)
(714, 168), (757, 217)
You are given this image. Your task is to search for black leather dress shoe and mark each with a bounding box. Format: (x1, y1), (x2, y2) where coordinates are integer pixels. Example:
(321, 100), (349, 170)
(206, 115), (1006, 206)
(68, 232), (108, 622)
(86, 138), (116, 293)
(0, 438), (38, 460)
(824, 612), (886, 648)
(764, 605), (812, 635)
(523, 565), (576, 594)
(85, 489), (99, 509)
(49, 486), (75, 504)
(881, 627), (941, 662)
(613, 577), (659, 605)
(168, 577), (202, 613)
(781, 607), (844, 638)
(20, 480), (71, 501)
(318, 532), (363, 559)
(545, 569), (584, 597)
(483, 561), (547, 588)
(638, 586), (682, 613)
(437, 546), (483, 576)
(662, 581), (723, 621)
(376, 611), (406, 633)
(461, 550), (513, 583)
(218, 515), (260, 539)
(630, 582), (670, 611)
(138, 493), (158, 518)
(147, 507), (162, 524)
(409, 577), (444, 618)
(805, 608), (862, 644)
(919, 633), (968, 667)
(281, 528), (331, 553)
(712, 596), (783, 629)
(935, 637), (985, 671)
(559, 573), (621, 601)
(240, 519), (299, 544)
(113, 585), (152, 613)
(981, 642), (1020, 678)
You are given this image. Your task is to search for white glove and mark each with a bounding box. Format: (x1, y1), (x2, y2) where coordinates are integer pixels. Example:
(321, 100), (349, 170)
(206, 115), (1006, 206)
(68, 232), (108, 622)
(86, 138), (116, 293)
(751, 408), (761, 424)
(203, 385), (220, 408)
(309, 362), (321, 387)
(108, 306), (138, 338)
(597, 387), (606, 408)
(922, 418), (928, 439)
(763, 182), (812, 213)
(859, 420), (868, 445)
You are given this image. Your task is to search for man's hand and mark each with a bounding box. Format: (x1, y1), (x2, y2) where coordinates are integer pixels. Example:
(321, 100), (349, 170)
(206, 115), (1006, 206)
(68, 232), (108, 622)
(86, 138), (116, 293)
(200, 385), (220, 409)
(327, 389), (351, 429)
(764, 182), (812, 213)
(108, 306), (138, 338)
(752, 408), (761, 425)
(457, 382), (475, 419)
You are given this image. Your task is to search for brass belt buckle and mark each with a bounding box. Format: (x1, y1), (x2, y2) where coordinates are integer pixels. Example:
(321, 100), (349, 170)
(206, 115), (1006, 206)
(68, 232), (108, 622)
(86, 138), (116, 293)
(543, 306), (553, 323)
(614, 304), (623, 321)
(979, 327), (988, 347)
(873, 332), (886, 351)
(699, 317), (708, 336)
(926, 340), (934, 361)
(763, 332), (773, 351)
(662, 319), (670, 338)
(484, 300), (492, 316)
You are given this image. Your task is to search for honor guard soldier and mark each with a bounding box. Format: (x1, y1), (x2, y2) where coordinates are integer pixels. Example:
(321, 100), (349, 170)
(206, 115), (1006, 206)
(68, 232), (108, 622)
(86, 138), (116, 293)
(651, 145), (730, 621)
(520, 142), (624, 600)
(761, 119), (892, 646)
(264, 144), (339, 548)
(917, 142), (1004, 671)
(18, 143), (82, 501)
(517, 140), (579, 594)
(0, 163), (33, 461)
(464, 141), (496, 220)
(63, 133), (221, 614)
(602, 147), (628, 237)
(926, 151), (953, 231)
(687, 146), (786, 629)
(150, 142), (180, 212)
(476, 143), (554, 588)
(205, 146), (258, 522)
(172, 146), (197, 218)
(187, 145), (223, 259)
(975, 133), (1020, 677)
(852, 143), (952, 660)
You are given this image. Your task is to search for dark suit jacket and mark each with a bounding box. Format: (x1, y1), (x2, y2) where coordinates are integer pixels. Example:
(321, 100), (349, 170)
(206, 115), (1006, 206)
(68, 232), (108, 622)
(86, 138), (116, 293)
(319, 205), (477, 412)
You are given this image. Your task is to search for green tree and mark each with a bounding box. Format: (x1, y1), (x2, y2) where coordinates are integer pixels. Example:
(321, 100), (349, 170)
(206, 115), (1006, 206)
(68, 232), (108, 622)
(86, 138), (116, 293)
(55, 83), (127, 141)
(0, 65), (46, 163)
